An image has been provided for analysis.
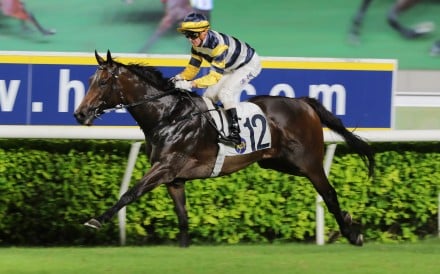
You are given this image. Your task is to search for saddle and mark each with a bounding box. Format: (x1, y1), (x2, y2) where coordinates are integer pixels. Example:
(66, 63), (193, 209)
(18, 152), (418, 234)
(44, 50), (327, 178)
(201, 98), (272, 176)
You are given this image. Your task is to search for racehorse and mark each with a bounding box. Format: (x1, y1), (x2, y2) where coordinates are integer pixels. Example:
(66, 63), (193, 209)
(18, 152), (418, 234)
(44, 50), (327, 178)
(348, 0), (434, 44)
(0, 0), (55, 35)
(74, 50), (375, 247)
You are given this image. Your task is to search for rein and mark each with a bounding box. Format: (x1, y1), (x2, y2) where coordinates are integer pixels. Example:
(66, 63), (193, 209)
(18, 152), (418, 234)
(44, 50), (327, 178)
(97, 70), (224, 138)
(102, 89), (177, 113)
(179, 89), (227, 139)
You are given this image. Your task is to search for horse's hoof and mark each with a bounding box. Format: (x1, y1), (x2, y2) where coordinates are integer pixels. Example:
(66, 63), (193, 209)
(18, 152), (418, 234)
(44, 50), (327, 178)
(347, 32), (360, 46)
(354, 234), (364, 246)
(347, 232), (363, 246)
(44, 29), (56, 36)
(431, 41), (440, 56)
(84, 218), (102, 229)
(179, 233), (190, 248)
(413, 21), (435, 36)
(327, 231), (341, 244)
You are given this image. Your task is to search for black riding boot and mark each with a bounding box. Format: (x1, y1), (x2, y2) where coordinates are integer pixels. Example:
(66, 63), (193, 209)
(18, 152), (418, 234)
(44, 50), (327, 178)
(219, 108), (242, 146)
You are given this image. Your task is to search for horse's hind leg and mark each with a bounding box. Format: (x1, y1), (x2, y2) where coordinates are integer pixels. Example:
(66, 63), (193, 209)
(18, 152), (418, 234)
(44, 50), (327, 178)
(307, 168), (363, 246)
(387, 0), (425, 39)
(27, 13), (55, 35)
(258, 157), (362, 246)
(166, 180), (190, 247)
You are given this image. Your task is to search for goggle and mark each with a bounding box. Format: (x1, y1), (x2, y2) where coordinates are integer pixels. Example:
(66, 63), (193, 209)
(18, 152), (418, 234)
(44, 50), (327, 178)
(183, 31), (200, 40)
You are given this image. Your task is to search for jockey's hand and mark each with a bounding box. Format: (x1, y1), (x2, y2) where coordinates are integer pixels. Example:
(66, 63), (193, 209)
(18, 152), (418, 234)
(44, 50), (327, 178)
(174, 80), (193, 91)
(170, 74), (183, 83)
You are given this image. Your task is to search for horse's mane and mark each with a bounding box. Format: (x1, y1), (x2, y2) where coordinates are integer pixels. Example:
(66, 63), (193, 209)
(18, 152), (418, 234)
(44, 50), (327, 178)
(114, 60), (174, 91)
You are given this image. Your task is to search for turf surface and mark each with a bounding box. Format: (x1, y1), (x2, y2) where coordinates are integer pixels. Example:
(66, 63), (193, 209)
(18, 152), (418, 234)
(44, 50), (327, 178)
(1, 241), (439, 274)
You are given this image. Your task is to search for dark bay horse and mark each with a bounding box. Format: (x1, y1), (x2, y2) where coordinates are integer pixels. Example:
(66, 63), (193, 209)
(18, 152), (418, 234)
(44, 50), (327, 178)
(74, 50), (375, 247)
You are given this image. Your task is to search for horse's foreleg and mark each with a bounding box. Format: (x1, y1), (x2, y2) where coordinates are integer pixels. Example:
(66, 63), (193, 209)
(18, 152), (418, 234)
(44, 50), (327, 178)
(349, 0), (373, 44)
(308, 170), (363, 246)
(85, 162), (177, 229)
(167, 180), (189, 247)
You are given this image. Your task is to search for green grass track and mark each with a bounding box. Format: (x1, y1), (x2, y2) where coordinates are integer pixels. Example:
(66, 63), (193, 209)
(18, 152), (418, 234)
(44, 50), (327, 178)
(1, 240), (439, 274)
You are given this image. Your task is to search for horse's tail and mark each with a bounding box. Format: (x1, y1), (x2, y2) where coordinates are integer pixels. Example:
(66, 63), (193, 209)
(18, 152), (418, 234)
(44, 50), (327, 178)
(303, 97), (375, 177)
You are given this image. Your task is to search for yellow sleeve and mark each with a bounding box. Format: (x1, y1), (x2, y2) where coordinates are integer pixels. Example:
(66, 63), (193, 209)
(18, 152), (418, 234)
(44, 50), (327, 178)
(193, 70), (223, 88)
(193, 44), (228, 88)
(180, 54), (203, 80)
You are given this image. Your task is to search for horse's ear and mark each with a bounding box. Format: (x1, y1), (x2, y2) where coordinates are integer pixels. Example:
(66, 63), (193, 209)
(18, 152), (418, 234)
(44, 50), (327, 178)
(106, 50), (113, 65)
(95, 50), (105, 65)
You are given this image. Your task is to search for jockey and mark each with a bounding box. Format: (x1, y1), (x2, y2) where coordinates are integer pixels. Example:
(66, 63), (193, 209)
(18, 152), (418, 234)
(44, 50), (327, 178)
(172, 12), (262, 146)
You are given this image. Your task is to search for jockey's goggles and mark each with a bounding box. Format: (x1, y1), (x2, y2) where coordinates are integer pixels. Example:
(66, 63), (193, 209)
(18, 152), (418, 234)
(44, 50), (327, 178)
(183, 31), (200, 40)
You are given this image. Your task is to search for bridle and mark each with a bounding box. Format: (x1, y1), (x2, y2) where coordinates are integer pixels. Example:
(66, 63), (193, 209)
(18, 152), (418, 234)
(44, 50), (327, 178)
(101, 89), (177, 114)
(93, 65), (178, 116)
(93, 64), (226, 138)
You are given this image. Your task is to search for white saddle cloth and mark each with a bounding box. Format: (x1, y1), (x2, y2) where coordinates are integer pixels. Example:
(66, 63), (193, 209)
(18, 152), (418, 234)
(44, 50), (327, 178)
(202, 98), (272, 177)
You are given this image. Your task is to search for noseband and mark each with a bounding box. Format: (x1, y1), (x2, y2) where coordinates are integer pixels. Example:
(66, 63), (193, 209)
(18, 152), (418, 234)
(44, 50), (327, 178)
(94, 65), (177, 115)
(93, 64), (223, 137)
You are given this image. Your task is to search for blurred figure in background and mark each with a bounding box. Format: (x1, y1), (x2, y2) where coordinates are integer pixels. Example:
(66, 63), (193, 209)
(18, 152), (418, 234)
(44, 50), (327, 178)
(386, 0), (434, 39)
(191, 0), (213, 20)
(0, 0), (55, 35)
(431, 40), (440, 56)
(349, 0), (437, 56)
(131, 0), (213, 52)
(137, 0), (192, 52)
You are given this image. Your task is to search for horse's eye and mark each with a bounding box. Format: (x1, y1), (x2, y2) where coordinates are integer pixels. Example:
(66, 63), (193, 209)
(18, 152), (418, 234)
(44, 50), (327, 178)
(98, 79), (107, 86)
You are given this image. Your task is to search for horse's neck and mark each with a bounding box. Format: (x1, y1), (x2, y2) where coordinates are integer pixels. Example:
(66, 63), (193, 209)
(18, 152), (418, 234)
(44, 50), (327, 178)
(129, 93), (207, 140)
(127, 88), (180, 133)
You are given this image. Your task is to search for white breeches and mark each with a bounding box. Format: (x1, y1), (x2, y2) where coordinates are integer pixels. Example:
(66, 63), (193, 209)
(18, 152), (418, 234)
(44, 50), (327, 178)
(203, 54), (262, 110)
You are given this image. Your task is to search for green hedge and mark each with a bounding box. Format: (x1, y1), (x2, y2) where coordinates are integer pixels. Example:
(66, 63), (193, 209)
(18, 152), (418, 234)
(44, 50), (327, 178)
(0, 139), (439, 246)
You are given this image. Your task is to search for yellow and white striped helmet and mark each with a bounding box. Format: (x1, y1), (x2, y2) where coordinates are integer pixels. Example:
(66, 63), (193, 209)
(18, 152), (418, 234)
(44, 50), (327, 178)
(177, 12), (210, 33)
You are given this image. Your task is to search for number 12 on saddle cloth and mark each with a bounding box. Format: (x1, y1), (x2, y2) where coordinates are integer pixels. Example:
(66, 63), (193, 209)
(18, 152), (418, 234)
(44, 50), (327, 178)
(203, 98), (271, 155)
(202, 98), (272, 176)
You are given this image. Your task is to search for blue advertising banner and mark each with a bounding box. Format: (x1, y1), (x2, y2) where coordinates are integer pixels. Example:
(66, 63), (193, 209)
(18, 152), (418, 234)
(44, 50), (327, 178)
(0, 52), (396, 129)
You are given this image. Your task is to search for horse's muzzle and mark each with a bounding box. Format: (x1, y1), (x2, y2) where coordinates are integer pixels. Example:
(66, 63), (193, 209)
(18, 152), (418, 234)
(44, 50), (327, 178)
(73, 110), (94, 126)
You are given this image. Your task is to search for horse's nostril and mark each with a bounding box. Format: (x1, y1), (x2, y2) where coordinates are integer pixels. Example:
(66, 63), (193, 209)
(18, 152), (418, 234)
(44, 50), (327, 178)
(74, 111), (85, 123)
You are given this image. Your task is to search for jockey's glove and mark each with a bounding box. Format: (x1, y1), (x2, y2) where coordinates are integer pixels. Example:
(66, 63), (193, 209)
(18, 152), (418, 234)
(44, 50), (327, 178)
(174, 80), (193, 91)
(170, 74), (183, 83)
